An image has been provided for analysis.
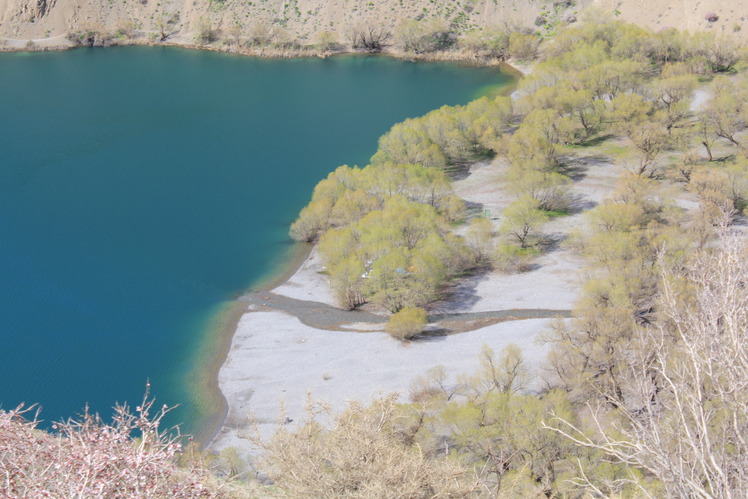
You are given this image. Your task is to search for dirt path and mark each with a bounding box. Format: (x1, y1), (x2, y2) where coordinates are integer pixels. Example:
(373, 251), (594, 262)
(240, 290), (570, 333)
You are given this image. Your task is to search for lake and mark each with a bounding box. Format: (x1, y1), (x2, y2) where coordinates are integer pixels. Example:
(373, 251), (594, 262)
(0, 46), (513, 435)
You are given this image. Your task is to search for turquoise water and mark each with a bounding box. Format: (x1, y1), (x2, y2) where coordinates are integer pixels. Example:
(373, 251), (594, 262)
(0, 46), (512, 433)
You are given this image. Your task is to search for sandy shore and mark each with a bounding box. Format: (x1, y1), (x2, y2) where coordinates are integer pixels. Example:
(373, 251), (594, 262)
(212, 308), (556, 459)
(272, 246), (336, 307)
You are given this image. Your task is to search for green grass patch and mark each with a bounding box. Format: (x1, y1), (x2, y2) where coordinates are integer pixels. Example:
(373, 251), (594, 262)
(544, 209), (570, 219)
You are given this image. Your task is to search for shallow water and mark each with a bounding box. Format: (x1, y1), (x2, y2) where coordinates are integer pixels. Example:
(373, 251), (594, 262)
(0, 46), (512, 433)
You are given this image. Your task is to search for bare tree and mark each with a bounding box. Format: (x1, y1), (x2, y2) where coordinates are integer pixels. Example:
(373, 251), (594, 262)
(345, 22), (392, 52)
(546, 228), (748, 498)
(154, 11), (180, 42)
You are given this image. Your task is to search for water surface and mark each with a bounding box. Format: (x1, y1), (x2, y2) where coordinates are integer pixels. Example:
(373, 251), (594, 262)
(0, 46), (513, 432)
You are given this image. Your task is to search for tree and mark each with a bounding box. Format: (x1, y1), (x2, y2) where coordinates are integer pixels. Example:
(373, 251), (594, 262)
(617, 112), (672, 177)
(289, 197), (333, 242)
(154, 11), (180, 42)
(459, 27), (509, 59)
(695, 111), (718, 161)
(456, 95), (513, 151)
(504, 126), (560, 173)
(345, 23), (392, 52)
(420, 108), (471, 164)
(439, 387), (577, 496)
(246, 23), (273, 46)
(507, 168), (572, 213)
(228, 21), (243, 47)
(371, 120), (448, 170)
(702, 78), (747, 148)
(540, 172), (685, 404)
(316, 30), (340, 52)
(328, 256), (366, 310)
(499, 196), (549, 249)
(472, 344), (530, 395)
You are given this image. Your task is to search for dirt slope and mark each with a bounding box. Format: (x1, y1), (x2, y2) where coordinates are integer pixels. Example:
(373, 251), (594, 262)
(1, 0), (744, 50)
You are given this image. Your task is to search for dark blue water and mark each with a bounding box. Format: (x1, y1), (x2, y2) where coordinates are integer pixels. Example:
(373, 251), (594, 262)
(0, 46), (512, 433)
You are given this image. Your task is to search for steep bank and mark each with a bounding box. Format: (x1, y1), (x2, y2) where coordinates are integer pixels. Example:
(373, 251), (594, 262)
(1, 0), (745, 53)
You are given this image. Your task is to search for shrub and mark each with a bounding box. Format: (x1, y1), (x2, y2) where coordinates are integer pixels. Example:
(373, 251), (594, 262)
(494, 244), (538, 273)
(705, 12), (719, 23)
(255, 395), (475, 496)
(386, 307), (427, 340)
(0, 389), (223, 497)
(196, 18), (218, 44)
(508, 32), (541, 60)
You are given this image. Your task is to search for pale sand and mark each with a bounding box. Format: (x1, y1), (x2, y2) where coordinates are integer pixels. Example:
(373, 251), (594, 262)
(211, 309), (554, 461)
(272, 245), (336, 307)
(435, 152), (625, 315)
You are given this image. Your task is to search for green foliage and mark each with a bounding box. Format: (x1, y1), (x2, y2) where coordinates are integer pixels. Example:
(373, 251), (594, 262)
(541, 171), (690, 404)
(504, 126), (560, 173)
(688, 157), (748, 216)
(438, 387), (577, 495)
(385, 306), (427, 340)
(317, 196), (471, 311)
(493, 243), (538, 273)
(282, 18), (748, 498)
(289, 197), (333, 242)
(371, 119), (448, 169)
(701, 74), (748, 148)
(470, 343), (529, 395)
(290, 92), (516, 311)
(372, 96), (513, 169)
(315, 30), (340, 51)
(290, 162), (463, 243)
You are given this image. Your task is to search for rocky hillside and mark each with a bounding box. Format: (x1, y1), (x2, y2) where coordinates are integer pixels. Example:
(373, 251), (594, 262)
(0, 0), (745, 52)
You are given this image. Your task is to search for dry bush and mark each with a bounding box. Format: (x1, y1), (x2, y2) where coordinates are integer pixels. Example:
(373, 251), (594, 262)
(508, 32), (541, 60)
(345, 23), (392, 52)
(0, 387), (226, 497)
(254, 395), (475, 498)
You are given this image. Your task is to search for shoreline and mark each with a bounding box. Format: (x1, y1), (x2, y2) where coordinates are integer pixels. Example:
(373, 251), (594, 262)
(0, 34), (526, 72)
(193, 242), (313, 448)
